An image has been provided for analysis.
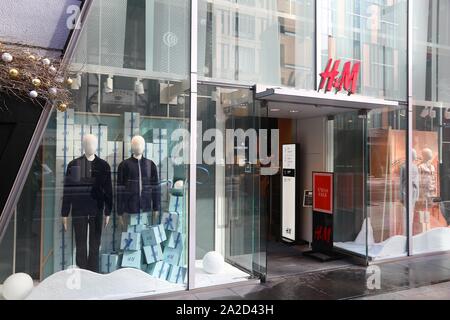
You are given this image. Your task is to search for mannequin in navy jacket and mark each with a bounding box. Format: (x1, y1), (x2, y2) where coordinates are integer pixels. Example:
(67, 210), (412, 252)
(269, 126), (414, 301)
(117, 135), (160, 225)
(61, 134), (112, 272)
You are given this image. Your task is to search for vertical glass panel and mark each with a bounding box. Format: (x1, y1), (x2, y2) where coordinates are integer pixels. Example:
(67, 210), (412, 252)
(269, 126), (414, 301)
(1, 0), (191, 299)
(412, 105), (450, 254)
(333, 112), (367, 257)
(198, 0), (315, 89)
(320, 0), (407, 100)
(333, 106), (407, 261)
(412, 0), (450, 254)
(196, 84), (265, 287)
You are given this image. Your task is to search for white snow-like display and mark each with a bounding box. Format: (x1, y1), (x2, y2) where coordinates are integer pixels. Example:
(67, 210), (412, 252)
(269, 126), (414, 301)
(335, 219), (450, 260)
(20, 261), (250, 299)
(26, 268), (183, 300)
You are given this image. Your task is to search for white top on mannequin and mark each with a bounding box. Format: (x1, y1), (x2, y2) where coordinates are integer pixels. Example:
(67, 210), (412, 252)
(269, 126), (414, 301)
(131, 135), (145, 160)
(83, 134), (98, 161)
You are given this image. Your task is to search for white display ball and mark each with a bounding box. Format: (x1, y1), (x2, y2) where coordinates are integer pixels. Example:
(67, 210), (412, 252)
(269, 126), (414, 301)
(2, 273), (34, 300)
(48, 66), (57, 74)
(2, 52), (13, 63)
(202, 251), (224, 274)
(42, 58), (51, 66)
(29, 90), (38, 98)
(48, 87), (58, 96)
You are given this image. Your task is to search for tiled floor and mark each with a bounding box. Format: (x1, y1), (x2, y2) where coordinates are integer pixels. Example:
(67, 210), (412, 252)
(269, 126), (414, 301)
(145, 252), (450, 300)
(266, 242), (353, 278)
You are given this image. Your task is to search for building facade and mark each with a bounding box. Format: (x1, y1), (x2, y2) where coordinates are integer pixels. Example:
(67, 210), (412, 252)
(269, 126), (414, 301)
(0, 0), (450, 299)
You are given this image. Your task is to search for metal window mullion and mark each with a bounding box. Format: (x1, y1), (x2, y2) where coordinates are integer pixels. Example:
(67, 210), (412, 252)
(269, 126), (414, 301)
(188, 0), (198, 291)
(407, 0), (413, 256)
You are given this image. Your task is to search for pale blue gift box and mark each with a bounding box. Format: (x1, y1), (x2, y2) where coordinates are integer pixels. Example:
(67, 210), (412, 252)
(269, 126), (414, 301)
(120, 232), (141, 251)
(121, 250), (142, 269)
(100, 253), (120, 274)
(141, 224), (166, 246)
(163, 245), (183, 265)
(127, 224), (147, 233)
(143, 244), (163, 264)
(149, 261), (171, 280)
(167, 265), (187, 284)
(166, 231), (185, 249)
(129, 212), (149, 226)
(168, 195), (183, 213)
(161, 212), (179, 232)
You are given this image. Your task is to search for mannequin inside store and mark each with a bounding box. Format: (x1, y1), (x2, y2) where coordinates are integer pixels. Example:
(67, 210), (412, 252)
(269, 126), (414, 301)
(259, 101), (361, 278)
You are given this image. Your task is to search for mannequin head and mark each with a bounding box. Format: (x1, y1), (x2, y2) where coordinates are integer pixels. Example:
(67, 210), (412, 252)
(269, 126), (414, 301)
(131, 135), (145, 157)
(422, 148), (433, 162)
(83, 134), (98, 157)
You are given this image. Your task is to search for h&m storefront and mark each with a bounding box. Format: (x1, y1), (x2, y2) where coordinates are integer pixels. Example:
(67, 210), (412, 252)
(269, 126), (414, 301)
(1, 0), (450, 299)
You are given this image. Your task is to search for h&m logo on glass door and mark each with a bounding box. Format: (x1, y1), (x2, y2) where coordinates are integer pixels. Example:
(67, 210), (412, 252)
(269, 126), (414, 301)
(318, 58), (361, 96)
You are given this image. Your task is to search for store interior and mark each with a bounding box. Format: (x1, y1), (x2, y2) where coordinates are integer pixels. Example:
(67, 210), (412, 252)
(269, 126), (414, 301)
(261, 102), (357, 277)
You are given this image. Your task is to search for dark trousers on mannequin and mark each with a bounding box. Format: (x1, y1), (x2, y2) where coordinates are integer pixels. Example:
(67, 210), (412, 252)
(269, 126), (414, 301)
(72, 214), (103, 272)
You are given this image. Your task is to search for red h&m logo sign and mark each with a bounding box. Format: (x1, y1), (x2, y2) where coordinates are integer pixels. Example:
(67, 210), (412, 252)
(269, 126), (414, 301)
(318, 58), (361, 95)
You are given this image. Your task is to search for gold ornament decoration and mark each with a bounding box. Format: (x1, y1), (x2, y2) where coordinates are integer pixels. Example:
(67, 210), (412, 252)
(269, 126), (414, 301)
(66, 78), (73, 86)
(56, 102), (67, 112)
(9, 68), (19, 78)
(32, 78), (42, 87)
(0, 43), (72, 106)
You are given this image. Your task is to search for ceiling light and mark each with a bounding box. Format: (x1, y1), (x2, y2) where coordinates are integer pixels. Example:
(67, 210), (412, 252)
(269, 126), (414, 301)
(420, 106), (430, 118)
(444, 108), (450, 120)
(429, 107), (436, 119)
(270, 108), (280, 112)
(71, 73), (81, 90)
(135, 78), (145, 95)
(104, 75), (113, 93)
(290, 110), (299, 113)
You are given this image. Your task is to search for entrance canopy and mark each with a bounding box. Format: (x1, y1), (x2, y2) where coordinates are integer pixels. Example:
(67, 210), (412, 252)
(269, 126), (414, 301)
(255, 86), (399, 110)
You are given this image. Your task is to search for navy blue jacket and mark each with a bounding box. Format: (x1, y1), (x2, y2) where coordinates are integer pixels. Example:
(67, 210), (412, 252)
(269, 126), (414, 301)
(117, 157), (161, 215)
(61, 155), (113, 217)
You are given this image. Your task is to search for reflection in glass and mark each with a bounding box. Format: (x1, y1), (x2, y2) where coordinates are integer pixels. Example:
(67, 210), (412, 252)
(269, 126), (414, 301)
(334, 107), (407, 260)
(198, 0), (315, 88)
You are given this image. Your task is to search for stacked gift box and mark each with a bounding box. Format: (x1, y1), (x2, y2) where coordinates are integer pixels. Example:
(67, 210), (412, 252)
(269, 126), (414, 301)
(100, 190), (187, 284)
(54, 109), (76, 272)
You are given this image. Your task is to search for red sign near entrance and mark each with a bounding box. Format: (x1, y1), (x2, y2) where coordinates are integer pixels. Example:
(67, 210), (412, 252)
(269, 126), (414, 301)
(318, 58), (360, 95)
(312, 172), (334, 214)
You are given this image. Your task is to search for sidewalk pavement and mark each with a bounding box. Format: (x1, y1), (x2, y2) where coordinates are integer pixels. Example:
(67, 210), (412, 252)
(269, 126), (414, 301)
(146, 253), (450, 300)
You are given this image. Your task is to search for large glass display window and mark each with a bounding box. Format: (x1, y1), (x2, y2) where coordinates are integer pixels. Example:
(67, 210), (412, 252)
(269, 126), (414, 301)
(0, 0), (191, 299)
(411, 0), (450, 254)
(333, 106), (407, 261)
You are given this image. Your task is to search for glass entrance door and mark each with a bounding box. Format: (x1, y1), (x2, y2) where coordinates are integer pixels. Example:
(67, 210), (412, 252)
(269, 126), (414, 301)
(196, 84), (266, 285)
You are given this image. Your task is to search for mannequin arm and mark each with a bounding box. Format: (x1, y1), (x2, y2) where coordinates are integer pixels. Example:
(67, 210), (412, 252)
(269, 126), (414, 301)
(62, 217), (68, 231)
(104, 215), (110, 228)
